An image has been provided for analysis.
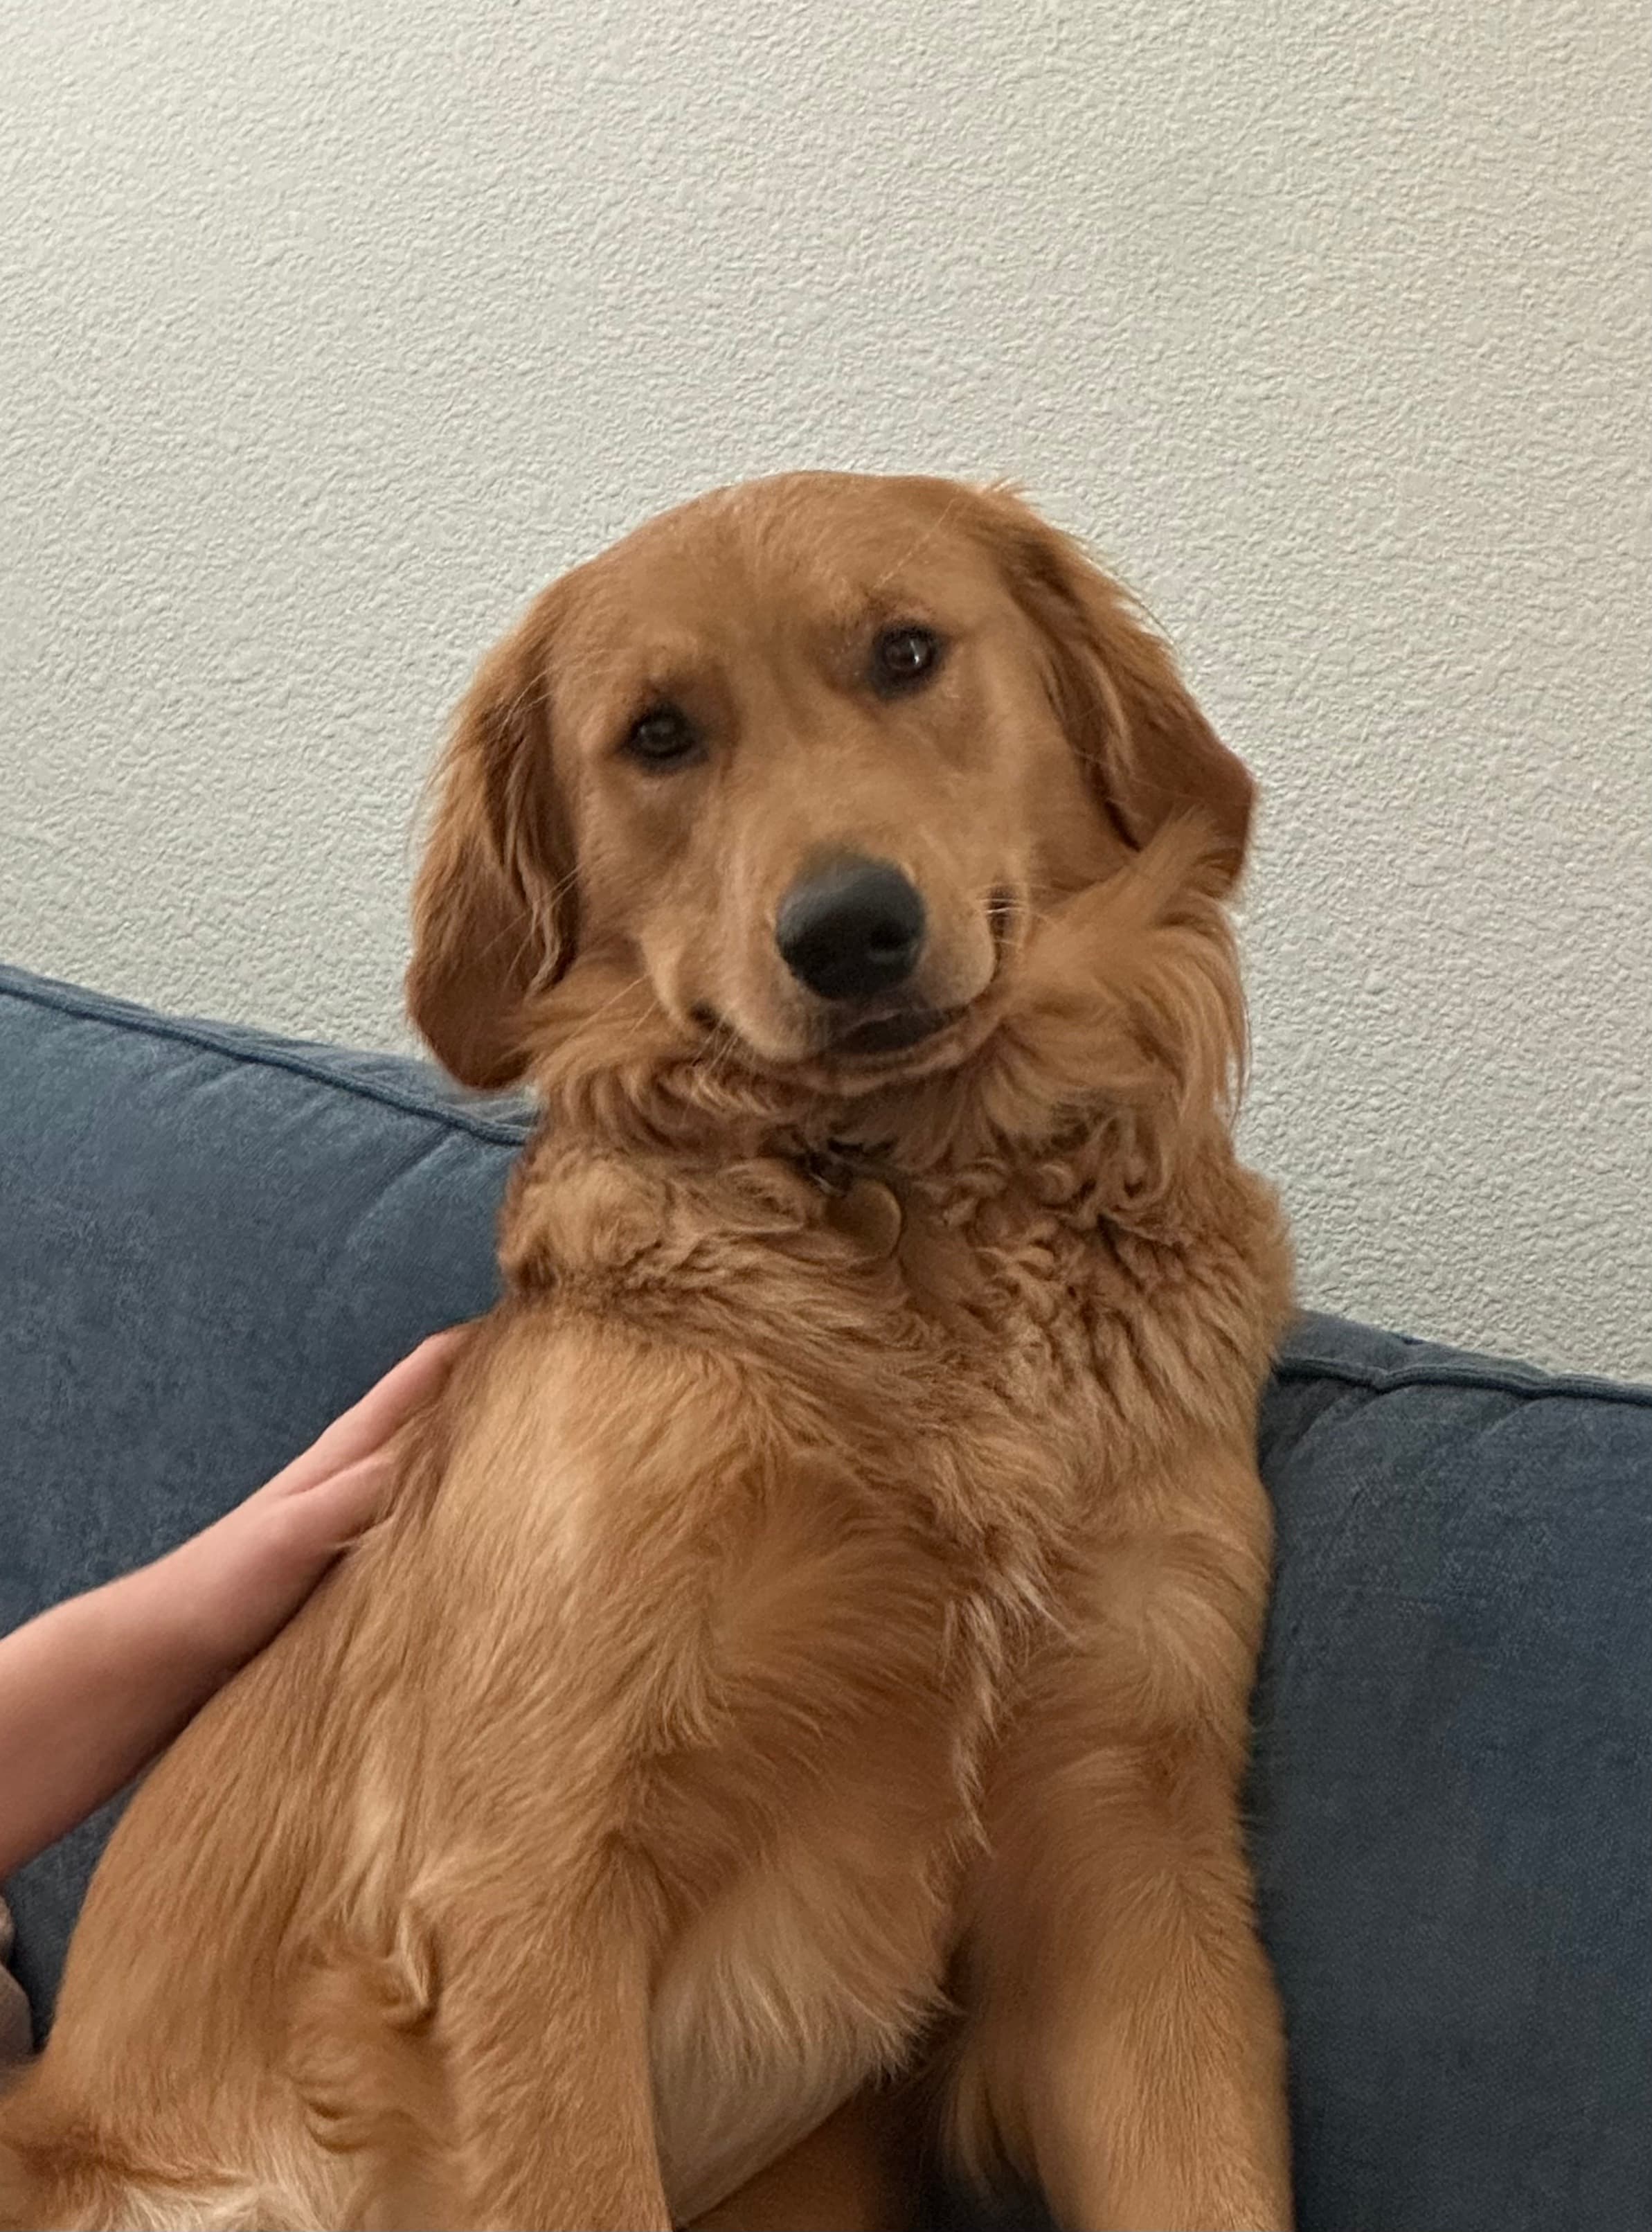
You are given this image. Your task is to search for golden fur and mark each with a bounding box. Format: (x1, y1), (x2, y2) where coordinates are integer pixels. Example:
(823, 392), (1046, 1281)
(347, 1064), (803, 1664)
(0, 472), (1294, 2231)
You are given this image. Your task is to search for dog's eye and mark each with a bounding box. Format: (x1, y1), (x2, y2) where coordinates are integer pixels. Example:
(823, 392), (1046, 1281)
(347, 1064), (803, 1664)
(871, 625), (943, 695)
(622, 704), (702, 769)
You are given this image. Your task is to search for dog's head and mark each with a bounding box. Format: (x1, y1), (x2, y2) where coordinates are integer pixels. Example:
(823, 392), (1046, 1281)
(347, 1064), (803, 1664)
(408, 473), (1251, 1130)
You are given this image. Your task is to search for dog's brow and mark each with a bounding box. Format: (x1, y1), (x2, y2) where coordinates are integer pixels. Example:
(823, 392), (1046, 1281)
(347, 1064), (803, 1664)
(818, 586), (939, 655)
(867, 485), (969, 596)
(595, 633), (710, 708)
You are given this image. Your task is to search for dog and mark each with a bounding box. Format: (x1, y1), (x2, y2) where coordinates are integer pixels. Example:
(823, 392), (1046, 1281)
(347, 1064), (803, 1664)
(0, 471), (1294, 2231)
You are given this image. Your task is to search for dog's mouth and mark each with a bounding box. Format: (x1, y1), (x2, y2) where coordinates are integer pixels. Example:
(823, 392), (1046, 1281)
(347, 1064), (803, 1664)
(688, 993), (991, 1089)
(827, 1005), (963, 1059)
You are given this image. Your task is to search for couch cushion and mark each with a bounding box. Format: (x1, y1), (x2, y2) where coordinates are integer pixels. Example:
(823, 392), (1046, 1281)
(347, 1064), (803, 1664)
(0, 963), (528, 2017)
(1250, 1315), (1650, 2232)
(2, 961), (1648, 2232)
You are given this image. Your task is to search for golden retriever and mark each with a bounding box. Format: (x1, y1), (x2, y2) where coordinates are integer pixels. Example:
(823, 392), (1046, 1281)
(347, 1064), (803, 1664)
(0, 471), (1294, 2231)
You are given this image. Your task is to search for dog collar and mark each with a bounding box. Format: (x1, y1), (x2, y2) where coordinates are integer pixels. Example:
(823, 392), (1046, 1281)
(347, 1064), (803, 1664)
(797, 1145), (904, 1262)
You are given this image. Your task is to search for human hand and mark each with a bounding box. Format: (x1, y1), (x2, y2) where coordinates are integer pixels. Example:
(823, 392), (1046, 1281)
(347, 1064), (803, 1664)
(0, 1328), (467, 1883)
(152, 1328), (468, 1677)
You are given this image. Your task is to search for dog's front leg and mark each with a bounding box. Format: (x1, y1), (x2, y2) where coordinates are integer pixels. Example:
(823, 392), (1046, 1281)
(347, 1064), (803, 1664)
(298, 1872), (670, 2232)
(438, 1883), (669, 2232)
(952, 1448), (1293, 2232)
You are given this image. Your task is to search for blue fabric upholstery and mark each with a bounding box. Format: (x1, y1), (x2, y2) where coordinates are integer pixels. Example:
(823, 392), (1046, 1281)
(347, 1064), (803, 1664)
(3, 960), (1648, 2232)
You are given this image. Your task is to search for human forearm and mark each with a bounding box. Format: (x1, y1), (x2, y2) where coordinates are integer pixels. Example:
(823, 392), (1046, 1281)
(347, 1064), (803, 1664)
(0, 1564), (217, 1882)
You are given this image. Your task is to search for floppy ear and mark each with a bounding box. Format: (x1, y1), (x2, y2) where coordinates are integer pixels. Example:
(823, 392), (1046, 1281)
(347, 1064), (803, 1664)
(406, 605), (577, 1090)
(974, 487), (1253, 889)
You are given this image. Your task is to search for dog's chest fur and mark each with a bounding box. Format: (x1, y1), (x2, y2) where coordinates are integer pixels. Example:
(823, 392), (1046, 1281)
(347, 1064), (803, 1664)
(495, 1129), (1282, 2217)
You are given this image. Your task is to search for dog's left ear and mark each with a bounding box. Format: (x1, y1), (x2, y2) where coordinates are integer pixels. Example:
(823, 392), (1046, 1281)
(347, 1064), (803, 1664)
(973, 486), (1254, 890)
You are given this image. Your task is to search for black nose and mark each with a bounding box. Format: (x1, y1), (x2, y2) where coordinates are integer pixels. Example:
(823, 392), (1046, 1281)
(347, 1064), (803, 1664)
(775, 857), (926, 1002)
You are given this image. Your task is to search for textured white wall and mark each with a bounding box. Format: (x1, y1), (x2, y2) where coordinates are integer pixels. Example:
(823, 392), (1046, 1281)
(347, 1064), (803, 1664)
(2, 0), (1647, 1379)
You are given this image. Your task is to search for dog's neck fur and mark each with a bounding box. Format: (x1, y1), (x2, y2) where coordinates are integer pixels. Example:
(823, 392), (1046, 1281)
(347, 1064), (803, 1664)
(495, 833), (1257, 1320)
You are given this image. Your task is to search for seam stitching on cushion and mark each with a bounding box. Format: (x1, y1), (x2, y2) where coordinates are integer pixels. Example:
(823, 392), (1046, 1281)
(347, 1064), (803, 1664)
(0, 976), (533, 1147)
(1273, 1353), (1652, 1410)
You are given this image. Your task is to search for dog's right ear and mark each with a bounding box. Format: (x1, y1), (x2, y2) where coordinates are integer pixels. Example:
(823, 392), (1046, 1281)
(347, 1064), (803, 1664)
(406, 607), (577, 1091)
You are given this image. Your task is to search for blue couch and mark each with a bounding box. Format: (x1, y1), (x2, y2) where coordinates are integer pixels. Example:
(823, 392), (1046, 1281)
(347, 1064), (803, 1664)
(2, 959), (1647, 2232)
